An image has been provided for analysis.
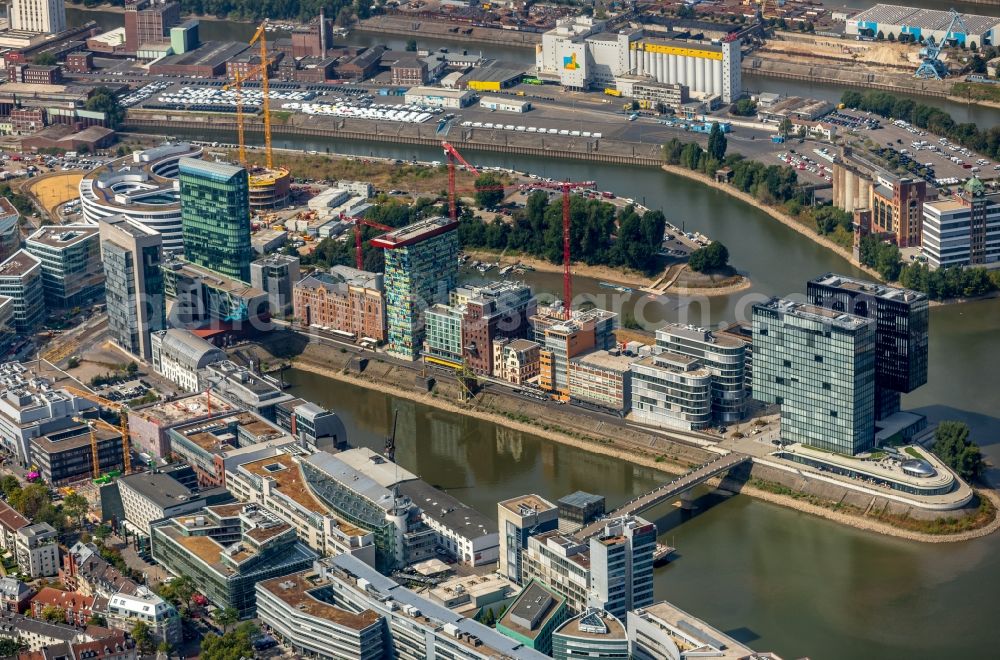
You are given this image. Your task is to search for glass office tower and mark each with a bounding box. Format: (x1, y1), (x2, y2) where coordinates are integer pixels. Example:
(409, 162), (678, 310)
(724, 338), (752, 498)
(752, 298), (876, 455)
(178, 158), (251, 283)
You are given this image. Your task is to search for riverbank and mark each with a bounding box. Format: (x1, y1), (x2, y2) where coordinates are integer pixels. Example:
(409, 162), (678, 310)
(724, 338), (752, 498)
(69, 3), (262, 23)
(357, 15), (541, 48)
(660, 164), (883, 281)
(268, 337), (998, 543)
(740, 478), (1000, 544)
(464, 249), (654, 290)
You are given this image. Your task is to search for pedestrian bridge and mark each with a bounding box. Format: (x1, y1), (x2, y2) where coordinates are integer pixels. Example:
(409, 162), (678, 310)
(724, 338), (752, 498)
(577, 452), (751, 539)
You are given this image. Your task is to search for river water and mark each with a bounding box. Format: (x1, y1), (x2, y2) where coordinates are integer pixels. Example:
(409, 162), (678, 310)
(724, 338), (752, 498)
(69, 7), (1000, 656)
(254, 140), (1000, 660)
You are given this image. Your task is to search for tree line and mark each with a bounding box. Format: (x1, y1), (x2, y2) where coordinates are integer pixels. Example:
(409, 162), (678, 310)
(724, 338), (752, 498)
(840, 89), (1000, 163)
(858, 235), (1000, 300)
(458, 190), (667, 275)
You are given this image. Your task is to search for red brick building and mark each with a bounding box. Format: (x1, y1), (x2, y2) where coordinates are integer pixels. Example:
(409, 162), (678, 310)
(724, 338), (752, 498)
(9, 107), (45, 134)
(30, 587), (96, 626)
(65, 52), (95, 73)
(124, 0), (180, 53)
(7, 65), (63, 85)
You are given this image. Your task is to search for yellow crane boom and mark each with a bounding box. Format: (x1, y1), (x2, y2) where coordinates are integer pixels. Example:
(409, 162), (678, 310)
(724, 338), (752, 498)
(249, 22), (273, 170)
(64, 386), (132, 476)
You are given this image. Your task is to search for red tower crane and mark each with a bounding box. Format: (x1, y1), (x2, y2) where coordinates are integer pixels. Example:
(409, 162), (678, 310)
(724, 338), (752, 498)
(441, 140), (480, 222)
(535, 180), (595, 319)
(349, 213), (395, 270)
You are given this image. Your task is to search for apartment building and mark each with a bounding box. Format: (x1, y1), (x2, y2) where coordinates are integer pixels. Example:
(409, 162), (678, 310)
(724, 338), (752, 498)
(922, 177), (1000, 269)
(15, 523), (59, 578)
(630, 352), (713, 431)
(498, 494), (559, 585)
(493, 338), (542, 385)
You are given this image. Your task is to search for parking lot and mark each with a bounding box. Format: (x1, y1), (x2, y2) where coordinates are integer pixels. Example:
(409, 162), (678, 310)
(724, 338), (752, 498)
(839, 109), (997, 186)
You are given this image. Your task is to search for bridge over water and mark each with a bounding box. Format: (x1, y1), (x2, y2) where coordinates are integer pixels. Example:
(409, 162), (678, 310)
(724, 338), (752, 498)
(577, 452), (751, 539)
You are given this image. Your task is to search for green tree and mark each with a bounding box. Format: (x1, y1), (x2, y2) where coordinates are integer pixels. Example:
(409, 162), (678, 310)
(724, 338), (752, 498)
(132, 621), (154, 655)
(778, 117), (794, 138)
(199, 622), (258, 660)
(354, 0), (372, 20)
(157, 575), (196, 615)
(33, 52), (57, 66)
(405, 39), (417, 52)
(212, 606), (239, 634)
(707, 122), (727, 161)
(730, 98), (757, 116)
(0, 639), (24, 656)
(0, 475), (20, 499)
(335, 6), (353, 27)
(125, 360), (139, 377)
(970, 54), (987, 74)
(9, 482), (51, 518)
(63, 492), (89, 527)
(687, 241), (729, 272)
(157, 640), (172, 654)
(84, 87), (125, 129)
(87, 613), (107, 627)
(94, 524), (112, 542)
(931, 421), (983, 481)
(40, 605), (66, 623)
(474, 173), (505, 209)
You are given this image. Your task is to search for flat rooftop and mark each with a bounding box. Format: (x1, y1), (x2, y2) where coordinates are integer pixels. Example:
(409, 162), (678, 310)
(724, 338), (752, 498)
(32, 423), (119, 455)
(499, 494), (557, 516)
(498, 580), (563, 640)
(756, 298), (872, 331)
(658, 322), (746, 348)
(0, 250), (40, 278)
(333, 447), (418, 488)
(555, 609), (626, 640)
(810, 272), (927, 304)
(118, 472), (195, 510)
(369, 216), (457, 249)
(155, 40), (249, 68)
(258, 571), (382, 631)
(572, 349), (635, 372)
(633, 601), (755, 658)
(397, 479), (495, 540)
(137, 391), (235, 425)
(239, 452), (328, 516)
(163, 257), (266, 298)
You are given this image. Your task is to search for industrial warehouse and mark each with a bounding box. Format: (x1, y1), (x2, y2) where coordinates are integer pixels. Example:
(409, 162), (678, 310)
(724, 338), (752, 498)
(535, 16), (741, 104)
(846, 4), (1000, 46)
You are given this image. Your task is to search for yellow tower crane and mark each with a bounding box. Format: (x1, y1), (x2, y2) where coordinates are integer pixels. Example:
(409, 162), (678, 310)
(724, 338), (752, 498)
(249, 22), (274, 170)
(64, 386), (133, 476)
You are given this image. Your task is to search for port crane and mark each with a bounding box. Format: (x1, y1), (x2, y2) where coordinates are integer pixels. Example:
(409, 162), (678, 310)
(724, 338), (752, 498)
(64, 386), (134, 477)
(439, 141), (592, 319)
(915, 9), (969, 80)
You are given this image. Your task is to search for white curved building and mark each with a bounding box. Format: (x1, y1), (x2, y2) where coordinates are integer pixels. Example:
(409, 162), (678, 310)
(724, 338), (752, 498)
(79, 143), (203, 255)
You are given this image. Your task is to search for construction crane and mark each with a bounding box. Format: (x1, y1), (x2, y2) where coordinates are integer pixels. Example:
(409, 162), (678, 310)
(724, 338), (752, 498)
(440, 140), (595, 319)
(64, 386), (132, 476)
(915, 9), (969, 80)
(441, 140), (483, 222)
(224, 69), (250, 166)
(249, 22), (274, 169)
(348, 213), (396, 270)
(532, 179), (595, 319)
(71, 417), (123, 482)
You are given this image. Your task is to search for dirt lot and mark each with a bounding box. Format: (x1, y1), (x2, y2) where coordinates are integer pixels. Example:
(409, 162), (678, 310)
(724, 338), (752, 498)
(761, 34), (933, 69)
(26, 172), (84, 217)
(219, 149), (499, 195)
